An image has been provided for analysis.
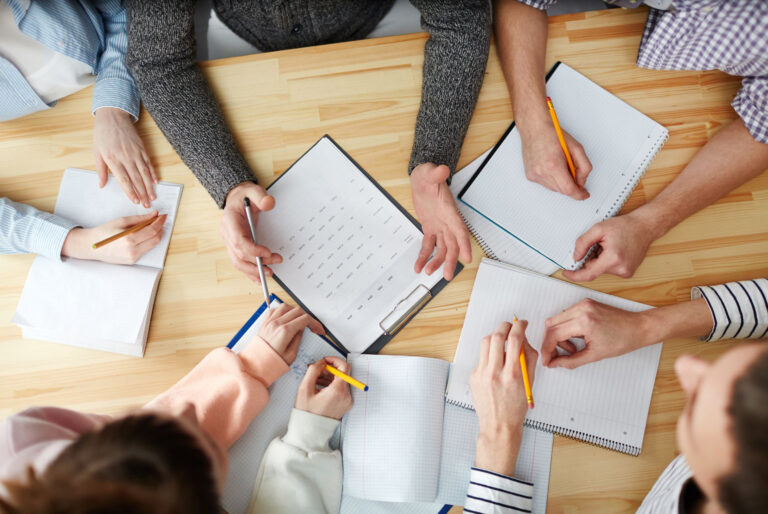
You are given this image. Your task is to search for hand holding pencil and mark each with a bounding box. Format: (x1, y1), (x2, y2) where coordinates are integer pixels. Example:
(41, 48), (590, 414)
(296, 357), (355, 420)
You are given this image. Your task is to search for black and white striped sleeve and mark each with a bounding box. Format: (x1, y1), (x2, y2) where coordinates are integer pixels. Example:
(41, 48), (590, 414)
(692, 279), (768, 342)
(464, 467), (534, 513)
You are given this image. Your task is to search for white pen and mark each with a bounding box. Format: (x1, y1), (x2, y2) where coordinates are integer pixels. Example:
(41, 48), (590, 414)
(243, 198), (271, 309)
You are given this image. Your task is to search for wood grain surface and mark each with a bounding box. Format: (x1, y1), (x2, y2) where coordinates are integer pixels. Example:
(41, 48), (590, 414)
(1, 7), (766, 513)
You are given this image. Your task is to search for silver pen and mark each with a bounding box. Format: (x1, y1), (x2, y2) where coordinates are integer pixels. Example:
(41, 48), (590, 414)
(243, 198), (271, 308)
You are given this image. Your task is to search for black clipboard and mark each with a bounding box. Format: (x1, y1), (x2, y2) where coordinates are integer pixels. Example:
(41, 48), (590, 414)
(263, 135), (462, 355)
(458, 61), (563, 200)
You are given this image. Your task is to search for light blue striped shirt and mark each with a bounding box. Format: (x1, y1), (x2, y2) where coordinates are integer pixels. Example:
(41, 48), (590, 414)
(0, 198), (77, 259)
(0, 0), (139, 121)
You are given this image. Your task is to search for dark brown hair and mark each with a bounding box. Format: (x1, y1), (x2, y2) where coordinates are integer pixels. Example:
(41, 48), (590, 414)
(719, 348), (768, 513)
(0, 413), (219, 514)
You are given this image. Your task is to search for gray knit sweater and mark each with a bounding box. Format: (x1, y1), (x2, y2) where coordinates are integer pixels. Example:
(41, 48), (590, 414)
(126, 0), (491, 207)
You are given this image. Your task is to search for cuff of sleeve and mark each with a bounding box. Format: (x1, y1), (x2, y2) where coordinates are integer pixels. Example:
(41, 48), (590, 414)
(467, 467), (534, 512)
(731, 83), (768, 144)
(691, 286), (722, 341)
(92, 77), (140, 121)
(26, 213), (78, 260)
(238, 336), (290, 386)
(282, 408), (340, 453)
(216, 175), (259, 209)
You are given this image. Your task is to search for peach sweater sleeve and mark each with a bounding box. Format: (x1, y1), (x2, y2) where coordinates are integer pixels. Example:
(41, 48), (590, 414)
(144, 336), (289, 449)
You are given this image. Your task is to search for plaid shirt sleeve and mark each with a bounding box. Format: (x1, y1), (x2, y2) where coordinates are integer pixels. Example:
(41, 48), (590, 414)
(731, 76), (768, 144)
(691, 279), (768, 342)
(514, 0), (558, 10)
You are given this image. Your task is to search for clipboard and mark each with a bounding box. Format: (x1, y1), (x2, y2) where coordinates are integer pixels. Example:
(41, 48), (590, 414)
(260, 135), (462, 355)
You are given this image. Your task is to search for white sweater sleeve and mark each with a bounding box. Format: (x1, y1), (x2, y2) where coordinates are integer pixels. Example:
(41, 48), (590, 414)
(248, 408), (342, 514)
(464, 467), (535, 513)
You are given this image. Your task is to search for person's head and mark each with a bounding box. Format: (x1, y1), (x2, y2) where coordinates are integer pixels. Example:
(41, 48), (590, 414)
(0, 406), (225, 514)
(675, 343), (768, 513)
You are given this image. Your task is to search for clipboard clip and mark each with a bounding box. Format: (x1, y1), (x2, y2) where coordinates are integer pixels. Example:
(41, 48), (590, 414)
(378, 284), (432, 336)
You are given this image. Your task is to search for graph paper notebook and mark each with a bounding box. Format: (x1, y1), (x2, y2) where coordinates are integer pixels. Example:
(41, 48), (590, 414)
(446, 259), (663, 456)
(13, 168), (182, 357)
(458, 62), (668, 271)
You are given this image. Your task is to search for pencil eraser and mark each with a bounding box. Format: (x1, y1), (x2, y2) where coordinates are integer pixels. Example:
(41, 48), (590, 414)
(364, 385), (369, 392)
(546, 96), (551, 102)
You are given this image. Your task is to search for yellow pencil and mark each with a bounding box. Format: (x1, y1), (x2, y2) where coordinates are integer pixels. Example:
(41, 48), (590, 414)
(325, 364), (369, 392)
(513, 316), (534, 409)
(92, 214), (159, 249)
(546, 96), (577, 182)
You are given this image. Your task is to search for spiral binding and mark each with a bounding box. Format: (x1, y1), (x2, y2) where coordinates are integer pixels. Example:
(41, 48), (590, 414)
(446, 397), (640, 456)
(457, 209), (498, 261)
(604, 130), (670, 221)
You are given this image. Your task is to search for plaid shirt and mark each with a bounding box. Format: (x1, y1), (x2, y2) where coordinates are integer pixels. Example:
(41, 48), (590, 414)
(518, 0), (768, 143)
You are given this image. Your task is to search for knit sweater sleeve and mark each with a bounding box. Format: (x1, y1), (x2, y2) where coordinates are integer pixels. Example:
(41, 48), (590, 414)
(407, 0), (491, 178)
(125, 0), (256, 208)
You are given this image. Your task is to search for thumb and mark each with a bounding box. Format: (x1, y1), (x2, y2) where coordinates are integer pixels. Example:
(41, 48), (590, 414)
(96, 155), (108, 188)
(573, 224), (604, 261)
(426, 164), (450, 184)
(115, 210), (158, 228)
(300, 359), (325, 394)
(248, 186), (275, 212)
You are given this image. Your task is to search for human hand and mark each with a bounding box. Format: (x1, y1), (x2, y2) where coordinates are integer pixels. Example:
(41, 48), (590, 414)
(411, 163), (472, 280)
(220, 182), (281, 283)
(61, 211), (166, 264)
(295, 356), (354, 420)
(562, 212), (658, 282)
(93, 107), (158, 208)
(520, 123), (591, 200)
(470, 320), (537, 476)
(256, 303), (325, 365)
(541, 299), (651, 369)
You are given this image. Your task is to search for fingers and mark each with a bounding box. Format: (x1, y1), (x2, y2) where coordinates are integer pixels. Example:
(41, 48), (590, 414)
(415, 233), (436, 273)
(96, 155), (108, 188)
(284, 312), (325, 337)
(553, 166), (589, 201)
(116, 210), (159, 229)
(246, 185), (275, 212)
(128, 224), (164, 259)
(541, 320), (582, 367)
(129, 214), (166, 245)
(562, 254), (606, 282)
(300, 359), (326, 394)
(478, 335), (490, 369)
(522, 340), (538, 383)
(142, 152), (159, 185)
(548, 348), (596, 370)
(505, 319), (527, 363)
(425, 234), (446, 275)
(572, 224), (604, 262)
(110, 161), (139, 205)
(442, 233), (459, 281)
(568, 137), (593, 189)
(488, 321), (511, 370)
(123, 161), (150, 208)
(456, 223), (472, 264)
(324, 356), (349, 374)
(135, 157), (157, 204)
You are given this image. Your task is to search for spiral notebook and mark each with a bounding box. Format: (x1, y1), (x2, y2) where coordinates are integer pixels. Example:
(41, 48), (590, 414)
(446, 259), (663, 456)
(450, 150), (559, 276)
(458, 62), (668, 271)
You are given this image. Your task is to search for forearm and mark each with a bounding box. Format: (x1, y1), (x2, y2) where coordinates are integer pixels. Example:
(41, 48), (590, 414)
(637, 298), (714, 346)
(494, 0), (550, 139)
(634, 118), (768, 239)
(408, 0), (491, 174)
(474, 425), (522, 477)
(125, 0), (255, 207)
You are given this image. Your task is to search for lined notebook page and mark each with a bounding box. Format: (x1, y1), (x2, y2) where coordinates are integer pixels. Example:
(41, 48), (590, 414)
(255, 137), (443, 352)
(459, 63), (668, 270)
(446, 259), (662, 455)
(451, 151), (559, 276)
(340, 406), (553, 513)
(55, 168), (182, 269)
(222, 300), (344, 514)
(342, 354), (450, 502)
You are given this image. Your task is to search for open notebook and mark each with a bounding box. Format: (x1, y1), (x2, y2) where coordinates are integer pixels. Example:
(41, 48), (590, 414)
(222, 299), (553, 514)
(450, 151), (559, 276)
(446, 259), (663, 455)
(254, 136), (459, 355)
(12, 168), (182, 356)
(458, 62), (668, 270)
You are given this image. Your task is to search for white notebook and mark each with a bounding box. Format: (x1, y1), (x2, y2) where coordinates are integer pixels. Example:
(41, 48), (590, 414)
(446, 259), (663, 456)
(451, 151), (560, 276)
(254, 136), (454, 354)
(458, 62), (668, 270)
(12, 168), (182, 357)
(223, 301), (553, 513)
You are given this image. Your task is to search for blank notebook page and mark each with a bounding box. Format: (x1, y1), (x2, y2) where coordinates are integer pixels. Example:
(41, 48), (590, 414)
(446, 259), (663, 455)
(222, 300), (344, 514)
(342, 354), (450, 503)
(459, 63), (668, 270)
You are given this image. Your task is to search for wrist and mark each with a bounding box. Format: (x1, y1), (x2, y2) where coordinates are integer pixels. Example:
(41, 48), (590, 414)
(515, 102), (552, 138)
(94, 106), (131, 121)
(475, 423), (523, 476)
(629, 203), (674, 241)
(61, 227), (88, 260)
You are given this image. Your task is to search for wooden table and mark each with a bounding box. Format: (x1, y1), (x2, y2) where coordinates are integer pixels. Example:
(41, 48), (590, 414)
(1, 7), (766, 512)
